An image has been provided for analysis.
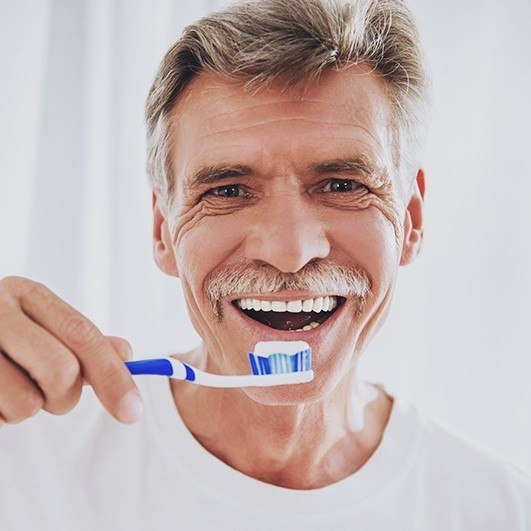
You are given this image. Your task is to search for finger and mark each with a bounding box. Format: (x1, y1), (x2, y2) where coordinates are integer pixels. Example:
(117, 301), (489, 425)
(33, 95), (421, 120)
(19, 282), (144, 424)
(82, 336), (132, 386)
(105, 336), (133, 361)
(0, 313), (82, 415)
(0, 351), (44, 424)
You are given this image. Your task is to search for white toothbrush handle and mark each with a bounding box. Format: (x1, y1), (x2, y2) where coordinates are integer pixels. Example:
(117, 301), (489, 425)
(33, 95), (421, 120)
(167, 358), (313, 387)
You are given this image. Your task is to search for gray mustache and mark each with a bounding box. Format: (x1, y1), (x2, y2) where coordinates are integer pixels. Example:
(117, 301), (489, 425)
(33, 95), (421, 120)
(205, 261), (372, 320)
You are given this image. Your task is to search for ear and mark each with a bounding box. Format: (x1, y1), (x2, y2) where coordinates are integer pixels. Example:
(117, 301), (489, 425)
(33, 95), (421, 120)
(400, 169), (426, 266)
(152, 189), (179, 277)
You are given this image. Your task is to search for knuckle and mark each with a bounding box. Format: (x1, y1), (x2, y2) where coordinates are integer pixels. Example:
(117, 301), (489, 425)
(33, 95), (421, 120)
(41, 355), (80, 390)
(44, 385), (83, 416)
(13, 391), (43, 423)
(62, 314), (101, 349)
(96, 364), (129, 398)
(98, 364), (122, 387)
(0, 275), (23, 292)
(13, 279), (54, 310)
(20, 279), (49, 300)
(0, 276), (25, 303)
(59, 394), (82, 415)
(0, 302), (13, 322)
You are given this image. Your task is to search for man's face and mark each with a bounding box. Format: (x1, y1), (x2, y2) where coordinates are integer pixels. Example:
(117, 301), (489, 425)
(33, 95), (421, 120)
(154, 65), (419, 404)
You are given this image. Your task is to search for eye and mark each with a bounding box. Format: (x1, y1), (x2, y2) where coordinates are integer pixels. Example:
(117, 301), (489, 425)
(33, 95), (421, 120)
(208, 184), (245, 198)
(323, 179), (360, 193)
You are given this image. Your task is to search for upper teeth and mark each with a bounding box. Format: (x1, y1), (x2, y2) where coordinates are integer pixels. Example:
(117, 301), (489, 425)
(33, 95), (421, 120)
(237, 296), (338, 313)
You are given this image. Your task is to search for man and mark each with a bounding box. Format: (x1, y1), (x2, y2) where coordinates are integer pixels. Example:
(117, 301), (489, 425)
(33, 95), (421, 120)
(0, 0), (529, 529)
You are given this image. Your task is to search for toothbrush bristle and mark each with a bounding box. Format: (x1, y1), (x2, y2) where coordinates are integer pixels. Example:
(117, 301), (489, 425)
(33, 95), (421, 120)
(248, 348), (312, 376)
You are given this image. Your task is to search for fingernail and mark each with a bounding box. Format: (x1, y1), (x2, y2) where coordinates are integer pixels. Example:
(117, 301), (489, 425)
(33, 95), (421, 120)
(117, 392), (144, 424)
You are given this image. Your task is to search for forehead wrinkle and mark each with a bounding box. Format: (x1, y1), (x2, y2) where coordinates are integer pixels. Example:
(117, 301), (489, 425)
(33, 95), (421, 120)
(191, 121), (387, 163)
(197, 116), (359, 142)
(191, 98), (378, 120)
(180, 97), (387, 142)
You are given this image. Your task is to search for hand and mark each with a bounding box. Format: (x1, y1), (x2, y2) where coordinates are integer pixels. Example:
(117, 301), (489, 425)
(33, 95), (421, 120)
(0, 276), (144, 428)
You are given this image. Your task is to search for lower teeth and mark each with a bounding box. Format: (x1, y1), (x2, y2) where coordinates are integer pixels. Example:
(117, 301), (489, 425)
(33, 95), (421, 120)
(294, 321), (320, 332)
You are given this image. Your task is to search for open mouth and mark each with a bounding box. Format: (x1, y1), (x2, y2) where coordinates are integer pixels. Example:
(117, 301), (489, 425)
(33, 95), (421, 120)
(232, 296), (345, 332)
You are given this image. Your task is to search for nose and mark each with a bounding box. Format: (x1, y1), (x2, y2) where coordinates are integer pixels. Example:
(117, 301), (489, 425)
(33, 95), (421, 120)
(244, 193), (331, 272)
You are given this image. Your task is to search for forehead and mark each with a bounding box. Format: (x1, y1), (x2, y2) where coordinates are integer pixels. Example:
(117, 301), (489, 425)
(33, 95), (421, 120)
(170, 65), (393, 179)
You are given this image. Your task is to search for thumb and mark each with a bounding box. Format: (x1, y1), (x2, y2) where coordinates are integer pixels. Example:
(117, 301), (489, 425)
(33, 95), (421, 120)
(82, 335), (133, 387)
(105, 335), (133, 361)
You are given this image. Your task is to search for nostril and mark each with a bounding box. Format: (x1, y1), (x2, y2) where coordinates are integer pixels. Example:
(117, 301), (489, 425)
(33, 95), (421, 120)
(244, 245), (330, 274)
(244, 222), (330, 273)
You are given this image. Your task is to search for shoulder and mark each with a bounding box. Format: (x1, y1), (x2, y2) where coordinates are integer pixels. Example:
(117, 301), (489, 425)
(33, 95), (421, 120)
(420, 409), (530, 480)
(411, 404), (531, 516)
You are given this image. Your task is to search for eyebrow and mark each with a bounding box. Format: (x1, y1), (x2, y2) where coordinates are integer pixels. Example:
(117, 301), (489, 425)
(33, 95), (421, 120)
(188, 164), (253, 190)
(310, 157), (378, 179)
(187, 156), (380, 190)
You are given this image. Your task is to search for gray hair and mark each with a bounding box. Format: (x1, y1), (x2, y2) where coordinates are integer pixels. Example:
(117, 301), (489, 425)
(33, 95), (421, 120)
(145, 0), (431, 204)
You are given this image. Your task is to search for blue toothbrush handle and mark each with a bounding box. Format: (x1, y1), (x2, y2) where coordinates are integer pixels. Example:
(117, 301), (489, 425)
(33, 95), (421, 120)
(125, 358), (174, 376)
(125, 358), (196, 381)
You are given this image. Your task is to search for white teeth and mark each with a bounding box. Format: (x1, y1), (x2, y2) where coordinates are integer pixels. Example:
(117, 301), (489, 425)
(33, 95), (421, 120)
(287, 300), (303, 313)
(260, 300), (271, 311)
(302, 299), (313, 312)
(293, 321), (321, 332)
(237, 296), (338, 313)
(271, 301), (287, 312)
(312, 297), (323, 313)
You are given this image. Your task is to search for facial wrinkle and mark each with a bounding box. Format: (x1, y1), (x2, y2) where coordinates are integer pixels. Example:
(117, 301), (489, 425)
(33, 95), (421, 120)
(358, 171), (404, 253)
(200, 119), (384, 150)
(371, 194), (403, 250)
(355, 283), (395, 357)
(316, 177), (402, 252)
(171, 203), (202, 248)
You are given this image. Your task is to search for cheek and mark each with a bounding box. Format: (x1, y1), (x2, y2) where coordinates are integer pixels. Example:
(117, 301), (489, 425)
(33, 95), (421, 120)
(175, 213), (245, 298)
(331, 205), (398, 291)
(172, 212), (246, 341)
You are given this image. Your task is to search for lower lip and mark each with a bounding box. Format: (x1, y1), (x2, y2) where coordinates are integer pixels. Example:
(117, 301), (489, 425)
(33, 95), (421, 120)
(228, 299), (347, 342)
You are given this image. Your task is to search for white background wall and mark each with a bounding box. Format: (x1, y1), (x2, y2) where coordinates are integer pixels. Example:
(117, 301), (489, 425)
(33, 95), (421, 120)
(0, 0), (530, 472)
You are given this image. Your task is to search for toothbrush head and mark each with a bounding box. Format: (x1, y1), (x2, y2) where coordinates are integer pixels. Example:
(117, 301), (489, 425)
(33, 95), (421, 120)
(248, 341), (312, 376)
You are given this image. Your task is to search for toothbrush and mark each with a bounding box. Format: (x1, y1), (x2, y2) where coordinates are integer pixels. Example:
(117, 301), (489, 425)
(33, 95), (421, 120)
(124, 341), (313, 388)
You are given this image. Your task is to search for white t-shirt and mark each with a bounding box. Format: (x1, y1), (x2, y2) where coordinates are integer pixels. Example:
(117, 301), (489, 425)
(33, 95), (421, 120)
(0, 376), (530, 531)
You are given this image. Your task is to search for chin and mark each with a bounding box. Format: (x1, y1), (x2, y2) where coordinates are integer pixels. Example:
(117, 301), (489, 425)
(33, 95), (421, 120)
(238, 361), (345, 406)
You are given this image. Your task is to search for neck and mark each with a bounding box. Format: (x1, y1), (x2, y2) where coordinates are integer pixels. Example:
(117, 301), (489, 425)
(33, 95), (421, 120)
(169, 347), (393, 490)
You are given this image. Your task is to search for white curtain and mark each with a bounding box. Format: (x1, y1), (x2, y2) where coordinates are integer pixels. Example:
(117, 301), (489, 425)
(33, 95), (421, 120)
(1, 0), (530, 473)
